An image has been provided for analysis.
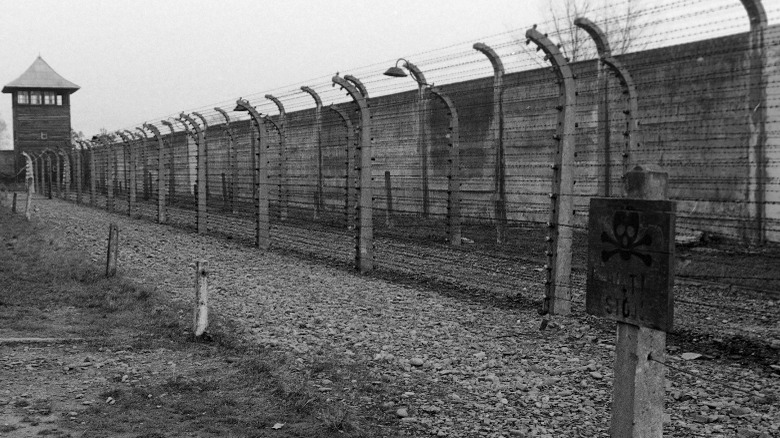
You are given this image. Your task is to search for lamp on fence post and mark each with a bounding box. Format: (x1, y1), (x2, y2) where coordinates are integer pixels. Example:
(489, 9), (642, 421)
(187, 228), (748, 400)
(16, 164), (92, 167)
(383, 61), (462, 246)
(384, 58), (430, 218)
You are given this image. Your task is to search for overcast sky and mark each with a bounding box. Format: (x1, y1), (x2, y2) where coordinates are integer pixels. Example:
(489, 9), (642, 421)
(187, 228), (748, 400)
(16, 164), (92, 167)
(0, 0), (774, 149)
(0, 0), (542, 147)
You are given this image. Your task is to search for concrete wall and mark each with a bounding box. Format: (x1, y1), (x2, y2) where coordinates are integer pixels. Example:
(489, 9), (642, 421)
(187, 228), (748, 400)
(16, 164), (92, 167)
(93, 24), (779, 242)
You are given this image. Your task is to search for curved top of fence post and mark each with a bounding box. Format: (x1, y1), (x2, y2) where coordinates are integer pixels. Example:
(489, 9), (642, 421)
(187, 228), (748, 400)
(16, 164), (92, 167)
(214, 107), (230, 126)
(332, 75), (368, 112)
(525, 28), (575, 83)
(116, 130), (133, 145)
(213, 107), (234, 141)
(428, 87), (458, 119)
(234, 98), (264, 127)
(343, 75), (369, 99)
(179, 113), (202, 142)
(264, 94), (286, 119)
(739, 0), (767, 29)
(300, 86), (322, 109)
(143, 123), (161, 138)
(160, 120), (176, 138)
(192, 112), (209, 131)
(263, 115), (281, 134)
(573, 17), (611, 57)
(402, 60), (428, 89)
(574, 18), (635, 90)
(135, 127), (149, 139)
(473, 42), (505, 78)
(96, 134), (114, 148)
(328, 104), (351, 122)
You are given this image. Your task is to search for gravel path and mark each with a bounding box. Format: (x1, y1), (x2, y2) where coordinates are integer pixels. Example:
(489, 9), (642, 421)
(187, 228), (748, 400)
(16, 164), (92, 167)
(24, 194), (780, 437)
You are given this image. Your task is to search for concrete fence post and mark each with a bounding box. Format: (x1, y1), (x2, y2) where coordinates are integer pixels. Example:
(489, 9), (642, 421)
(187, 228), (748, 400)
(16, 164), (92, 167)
(384, 170), (393, 227)
(333, 74), (373, 273)
(161, 120), (176, 208)
(193, 111), (210, 213)
(215, 107), (237, 214)
(740, 0), (768, 244)
(429, 87), (461, 246)
(265, 94), (288, 221)
(74, 141), (83, 204)
(53, 149), (62, 198)
(87, 141), (97, 207)
(180, 113), (207, 234)
(526, 28), (578, 316)
(328, 104), (354, 229)
(262, 115), (280, 219)
(575, 17), (640, 196)
(235, 99), (271, 250)
(117, 131), (137, 217)
(144, 123), (166, 223)
(474, 43), (507, 244)
(97, 136), (115, 212)
(135, 127), (150, 201)
(45, 152), (53, 199)
(301, 86), (324, 219)
(35, 154), (43, 198)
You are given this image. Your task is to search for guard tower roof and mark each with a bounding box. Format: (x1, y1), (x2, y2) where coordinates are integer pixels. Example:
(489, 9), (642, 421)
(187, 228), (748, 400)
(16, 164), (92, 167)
(2, 56), (80, 94)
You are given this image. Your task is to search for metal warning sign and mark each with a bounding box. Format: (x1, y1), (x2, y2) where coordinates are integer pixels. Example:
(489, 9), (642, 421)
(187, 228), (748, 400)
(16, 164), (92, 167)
(586, 198), (676, 331)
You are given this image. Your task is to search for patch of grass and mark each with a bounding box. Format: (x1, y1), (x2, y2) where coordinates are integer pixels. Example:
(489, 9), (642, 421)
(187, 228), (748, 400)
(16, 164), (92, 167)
(161, 375), (219, 393)
(318, 405), (358, 433)
(0, 206), (392, 438)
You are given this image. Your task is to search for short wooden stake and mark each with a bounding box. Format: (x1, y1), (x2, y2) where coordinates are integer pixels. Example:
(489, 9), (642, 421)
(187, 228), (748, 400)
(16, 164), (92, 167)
(12, 193), (17, 213)
(194, 260), (209, 338)
(105, 223), (119, 277)
(384, 170), (393, 228)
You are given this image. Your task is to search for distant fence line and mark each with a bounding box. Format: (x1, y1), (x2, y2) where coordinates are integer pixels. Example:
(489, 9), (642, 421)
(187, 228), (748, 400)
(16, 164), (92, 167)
(25, 0), (780, 316)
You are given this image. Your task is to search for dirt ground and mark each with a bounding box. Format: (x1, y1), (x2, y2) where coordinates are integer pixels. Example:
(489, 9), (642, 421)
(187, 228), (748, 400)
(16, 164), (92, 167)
(1, 194), (779, 437)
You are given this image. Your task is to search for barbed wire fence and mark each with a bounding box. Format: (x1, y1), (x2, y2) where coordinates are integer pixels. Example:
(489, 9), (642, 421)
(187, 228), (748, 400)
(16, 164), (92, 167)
(33, 0), (779, 374)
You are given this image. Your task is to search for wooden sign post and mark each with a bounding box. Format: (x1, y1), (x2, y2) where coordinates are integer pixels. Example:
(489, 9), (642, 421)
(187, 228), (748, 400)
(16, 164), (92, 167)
(586, 165), (675, 437)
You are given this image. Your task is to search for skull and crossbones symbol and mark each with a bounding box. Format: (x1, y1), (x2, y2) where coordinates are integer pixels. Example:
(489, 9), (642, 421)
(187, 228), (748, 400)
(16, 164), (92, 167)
(601, 209), (653, 267)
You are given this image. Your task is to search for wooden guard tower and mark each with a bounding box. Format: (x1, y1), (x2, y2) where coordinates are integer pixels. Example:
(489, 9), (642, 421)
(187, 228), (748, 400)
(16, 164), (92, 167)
(2, 56), (79, 173)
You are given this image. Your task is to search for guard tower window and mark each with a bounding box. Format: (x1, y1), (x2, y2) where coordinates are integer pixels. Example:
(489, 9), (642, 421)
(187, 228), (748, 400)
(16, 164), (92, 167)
(30, 91), (41, 105)
(17, 91), (29, 104)
(44, 91), (57, 105)
(56, 95), (62, 105)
